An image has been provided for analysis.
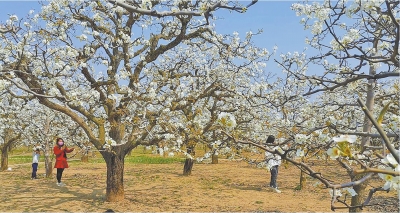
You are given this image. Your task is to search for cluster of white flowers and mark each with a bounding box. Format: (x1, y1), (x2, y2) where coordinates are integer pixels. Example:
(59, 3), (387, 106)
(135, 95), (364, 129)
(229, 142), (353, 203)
(295, 134), (309, 144)
(327, 135), (357, 159)
(217, 112), (237, 129)
(378, 152), (400, 192)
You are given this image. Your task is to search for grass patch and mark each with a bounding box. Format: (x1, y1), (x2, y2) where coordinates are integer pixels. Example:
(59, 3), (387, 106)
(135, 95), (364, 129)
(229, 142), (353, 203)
(68, 155), (185, 164)
(8, 155), (41, 164)
(7, 145), (186, 165)
(125, 155), (185, 164)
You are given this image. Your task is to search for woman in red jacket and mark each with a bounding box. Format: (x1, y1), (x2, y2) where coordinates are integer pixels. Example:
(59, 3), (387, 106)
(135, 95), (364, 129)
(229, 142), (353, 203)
(54, 138), (74, 186)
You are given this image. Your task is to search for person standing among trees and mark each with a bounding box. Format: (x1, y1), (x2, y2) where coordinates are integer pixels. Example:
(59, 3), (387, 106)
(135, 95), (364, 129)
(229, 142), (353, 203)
(53, 138), (74, 186)
(31, 148), (40, 179)
(264, 135), (282, 193)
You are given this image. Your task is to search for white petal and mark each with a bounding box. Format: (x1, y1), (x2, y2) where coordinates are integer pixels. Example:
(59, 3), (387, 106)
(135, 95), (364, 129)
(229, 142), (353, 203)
(332, 136), (346, 142)
(383, 181), (391, 190)
(346, 188), (358, 196)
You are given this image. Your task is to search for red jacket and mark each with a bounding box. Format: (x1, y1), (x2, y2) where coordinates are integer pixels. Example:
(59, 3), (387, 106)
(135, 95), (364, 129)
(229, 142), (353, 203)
(53, 146), (74, 168)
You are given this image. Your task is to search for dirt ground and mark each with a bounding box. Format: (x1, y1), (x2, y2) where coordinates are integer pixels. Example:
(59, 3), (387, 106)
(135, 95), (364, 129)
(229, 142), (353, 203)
(0, 159), (398, 212)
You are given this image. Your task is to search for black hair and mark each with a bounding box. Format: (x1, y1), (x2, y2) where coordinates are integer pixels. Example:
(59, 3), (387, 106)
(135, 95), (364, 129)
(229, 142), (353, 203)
(266, 135), (275, 144)
(56, 138), (63, 144)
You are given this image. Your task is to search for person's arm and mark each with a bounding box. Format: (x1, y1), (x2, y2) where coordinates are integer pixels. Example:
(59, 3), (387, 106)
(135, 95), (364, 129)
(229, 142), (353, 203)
(65, 146), (75, 153)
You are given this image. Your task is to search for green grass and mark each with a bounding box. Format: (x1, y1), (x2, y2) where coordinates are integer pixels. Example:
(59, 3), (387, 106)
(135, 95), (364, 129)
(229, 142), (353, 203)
(84, 155), (185, 164)
(7, 154), (184, 165)
(126, 155), (185, 164)
(8, 155), (40, 164)
(7, 145), (186, 165)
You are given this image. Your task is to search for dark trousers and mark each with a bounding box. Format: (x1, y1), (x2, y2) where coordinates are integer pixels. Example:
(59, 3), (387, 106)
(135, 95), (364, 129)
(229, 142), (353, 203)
(270, 165), (279, 188)
(56, 168), (65, 183)
(31, 163), (38, 178)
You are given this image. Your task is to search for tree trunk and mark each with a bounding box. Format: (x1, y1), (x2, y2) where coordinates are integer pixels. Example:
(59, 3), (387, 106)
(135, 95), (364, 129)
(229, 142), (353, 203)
(44, 140), (53, 177)
(299, 169), (306, 190)
(44, 156), (53, 178)
(43, 118), (53, 178)
(211, 153), (218, 164)
(81, 148), (89, 162)
(103, 151), (125, 202)
(349, 175), (369, 212)
(1, 146), (8, 171)
(183, 158), (194, 176)
(81, 154), (89, 162)
(298, 157), (307, 190)
(0, 129), (21, 172)
(350, 50), (376, 212)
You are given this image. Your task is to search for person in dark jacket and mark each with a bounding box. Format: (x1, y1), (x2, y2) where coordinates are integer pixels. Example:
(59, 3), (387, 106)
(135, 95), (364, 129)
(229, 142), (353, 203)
(265, 135), (282, 193)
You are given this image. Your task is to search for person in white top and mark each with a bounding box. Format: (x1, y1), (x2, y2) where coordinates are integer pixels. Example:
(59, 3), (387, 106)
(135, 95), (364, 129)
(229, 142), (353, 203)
(264, 135), (282, 193)
(31, 148), (40, 179)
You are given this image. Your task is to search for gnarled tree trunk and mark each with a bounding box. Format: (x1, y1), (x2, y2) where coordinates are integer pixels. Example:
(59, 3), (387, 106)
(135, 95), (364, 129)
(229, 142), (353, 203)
(102, 150), (125, 202)
(100, 122), (133, 202)
(0, 129), (21, 171)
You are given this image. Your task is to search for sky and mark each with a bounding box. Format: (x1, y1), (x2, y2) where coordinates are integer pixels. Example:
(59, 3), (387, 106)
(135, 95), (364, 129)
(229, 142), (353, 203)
(0, 0), (315, 73)
(214, 1), (311, 53)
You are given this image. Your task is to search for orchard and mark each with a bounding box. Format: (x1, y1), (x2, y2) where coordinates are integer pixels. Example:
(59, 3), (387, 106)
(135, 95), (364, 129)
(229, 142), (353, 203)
(0, 0), (398, 212)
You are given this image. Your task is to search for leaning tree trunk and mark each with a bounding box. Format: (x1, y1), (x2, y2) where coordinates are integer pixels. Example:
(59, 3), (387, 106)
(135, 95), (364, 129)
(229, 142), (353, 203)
(102, 149), (126, 202)
(1, 146), (9, 171)
(350, 51), (376, 213)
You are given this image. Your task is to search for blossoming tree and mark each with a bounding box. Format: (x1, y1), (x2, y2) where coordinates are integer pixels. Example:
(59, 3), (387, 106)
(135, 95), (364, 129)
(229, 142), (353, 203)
(217, 0), (398, 211)
(0, 0), (262, 201)
(239, 0), (399, 211)
(0, 93), (26, 171)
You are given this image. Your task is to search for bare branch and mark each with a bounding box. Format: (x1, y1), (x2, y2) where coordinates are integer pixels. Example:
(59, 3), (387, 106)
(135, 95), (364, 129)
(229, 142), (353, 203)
(357, 97), (399, 163)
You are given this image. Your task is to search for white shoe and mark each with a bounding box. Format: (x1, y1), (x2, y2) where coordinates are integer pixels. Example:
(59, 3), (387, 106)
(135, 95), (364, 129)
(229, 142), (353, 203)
(273, 188), (281, 193)
(57, 182), (66, 187)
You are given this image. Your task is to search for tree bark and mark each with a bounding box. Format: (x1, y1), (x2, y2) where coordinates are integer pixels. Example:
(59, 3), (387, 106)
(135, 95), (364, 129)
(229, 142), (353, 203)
(81, 147), (89, 162)
(1, 146), (8, 171)
(43, 117), (53, 178)
(211, 153), (218, 164)
(102, 150), (125, 202)
(183, 158), (194, 176)
(299, 169), (307, 190)
(1, 129), (21, 172)
(81, 154), (89, 162)
(349, 175), (369, 212)
(44, 139), (53, 177)
(351, 50), (376, 212)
